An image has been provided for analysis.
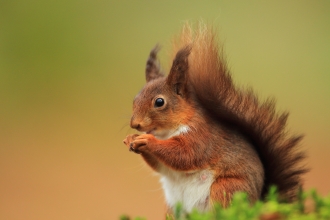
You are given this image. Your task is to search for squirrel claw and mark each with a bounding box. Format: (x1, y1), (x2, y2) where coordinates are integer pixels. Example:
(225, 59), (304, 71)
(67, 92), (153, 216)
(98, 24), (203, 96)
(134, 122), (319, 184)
(123, 134), (141, 153)
(129, 143), (141, 154)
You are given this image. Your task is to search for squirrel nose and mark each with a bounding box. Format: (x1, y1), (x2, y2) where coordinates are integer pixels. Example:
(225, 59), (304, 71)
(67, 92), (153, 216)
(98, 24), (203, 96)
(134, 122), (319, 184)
(130, 118), (141, 130)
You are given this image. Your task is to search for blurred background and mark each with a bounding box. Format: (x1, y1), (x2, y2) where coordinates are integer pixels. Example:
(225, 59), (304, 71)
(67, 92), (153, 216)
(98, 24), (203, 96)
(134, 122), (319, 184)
(0, 1), (329, 219)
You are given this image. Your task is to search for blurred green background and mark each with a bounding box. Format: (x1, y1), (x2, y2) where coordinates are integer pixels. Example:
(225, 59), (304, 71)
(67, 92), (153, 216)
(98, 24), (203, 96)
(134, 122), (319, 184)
(0, 1), (329, 219)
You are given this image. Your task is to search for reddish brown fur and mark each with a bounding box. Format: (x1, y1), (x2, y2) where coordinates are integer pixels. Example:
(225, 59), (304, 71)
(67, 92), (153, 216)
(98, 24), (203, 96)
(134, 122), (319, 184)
(123, 22), (307, 211)
(169, 22), (307, 201)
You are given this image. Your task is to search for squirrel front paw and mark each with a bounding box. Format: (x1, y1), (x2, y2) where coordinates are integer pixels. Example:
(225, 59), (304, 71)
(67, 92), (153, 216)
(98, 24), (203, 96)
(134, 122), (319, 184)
(123, 134), (140, 153)
(123, 134), (156, 154)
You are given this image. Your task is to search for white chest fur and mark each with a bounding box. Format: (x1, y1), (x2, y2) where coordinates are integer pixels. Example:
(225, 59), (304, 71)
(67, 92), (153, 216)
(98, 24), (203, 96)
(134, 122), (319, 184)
(159, 166), (214, 212)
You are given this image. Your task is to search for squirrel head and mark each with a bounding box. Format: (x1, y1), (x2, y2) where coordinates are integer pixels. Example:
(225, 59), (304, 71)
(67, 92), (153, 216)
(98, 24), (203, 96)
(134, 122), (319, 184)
(130, 45), (194, 139)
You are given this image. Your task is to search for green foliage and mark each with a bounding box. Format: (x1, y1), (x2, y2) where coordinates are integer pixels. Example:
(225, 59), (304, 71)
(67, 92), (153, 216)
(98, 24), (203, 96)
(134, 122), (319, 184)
(121, 187), (330, 220)
(120, 215), (147, 220)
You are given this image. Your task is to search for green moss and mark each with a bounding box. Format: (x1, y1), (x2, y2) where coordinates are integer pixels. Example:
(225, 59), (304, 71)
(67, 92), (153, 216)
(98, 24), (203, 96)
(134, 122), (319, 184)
(121, 187), (330, 220)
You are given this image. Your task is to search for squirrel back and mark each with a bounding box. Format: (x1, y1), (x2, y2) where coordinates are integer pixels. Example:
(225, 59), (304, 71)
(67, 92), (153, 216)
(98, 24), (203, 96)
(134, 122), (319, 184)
(171, 23), (307, 201)
(123, 22), (307, 213)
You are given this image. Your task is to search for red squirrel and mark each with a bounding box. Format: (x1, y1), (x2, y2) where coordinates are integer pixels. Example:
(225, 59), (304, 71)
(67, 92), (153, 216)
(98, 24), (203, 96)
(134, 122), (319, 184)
(123, 23), (307, 213)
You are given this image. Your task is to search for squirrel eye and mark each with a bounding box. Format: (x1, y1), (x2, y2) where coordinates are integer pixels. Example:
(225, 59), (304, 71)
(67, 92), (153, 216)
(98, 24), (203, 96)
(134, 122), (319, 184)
(154, 98), (165, 108)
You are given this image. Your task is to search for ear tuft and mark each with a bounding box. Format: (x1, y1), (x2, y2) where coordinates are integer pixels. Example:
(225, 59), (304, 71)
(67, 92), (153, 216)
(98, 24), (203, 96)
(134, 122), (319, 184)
(145, 44), (164, 82)
(167, 45), (192, 96)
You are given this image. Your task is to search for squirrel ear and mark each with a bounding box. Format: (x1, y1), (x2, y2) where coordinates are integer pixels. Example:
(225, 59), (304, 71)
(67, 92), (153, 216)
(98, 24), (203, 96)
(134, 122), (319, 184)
(145, 45), (164, 82)
(167, 45), (191, 96)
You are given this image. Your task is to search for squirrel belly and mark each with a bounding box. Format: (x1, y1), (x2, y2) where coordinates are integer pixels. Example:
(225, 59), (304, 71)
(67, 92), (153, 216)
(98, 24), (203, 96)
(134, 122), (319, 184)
(123, 22), (307, 213)
(159, 165), (214, 212)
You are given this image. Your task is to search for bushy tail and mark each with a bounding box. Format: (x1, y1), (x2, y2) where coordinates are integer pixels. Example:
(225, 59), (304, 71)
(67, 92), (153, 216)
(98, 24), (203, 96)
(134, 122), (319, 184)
(172, 22), (308, 201)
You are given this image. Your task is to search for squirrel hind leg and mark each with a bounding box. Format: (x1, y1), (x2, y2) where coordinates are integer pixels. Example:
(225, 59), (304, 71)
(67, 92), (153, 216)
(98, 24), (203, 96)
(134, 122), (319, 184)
(210, 177), (259, 207)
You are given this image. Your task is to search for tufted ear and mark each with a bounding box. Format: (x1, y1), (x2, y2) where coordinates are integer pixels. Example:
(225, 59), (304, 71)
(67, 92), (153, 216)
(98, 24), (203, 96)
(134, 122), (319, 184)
(166, 45), (191, 97)
(145, 45), (164, 82)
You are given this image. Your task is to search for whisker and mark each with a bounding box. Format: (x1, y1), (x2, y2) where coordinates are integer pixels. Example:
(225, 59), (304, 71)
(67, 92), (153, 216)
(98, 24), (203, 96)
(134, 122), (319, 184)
(119, 123), (130, 132)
